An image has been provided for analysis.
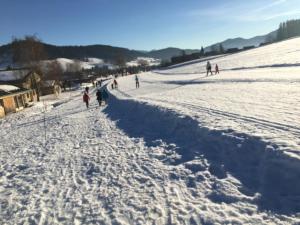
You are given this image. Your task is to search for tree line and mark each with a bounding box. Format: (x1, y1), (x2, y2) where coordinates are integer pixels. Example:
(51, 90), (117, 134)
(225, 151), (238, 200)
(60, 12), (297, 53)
(276, 19), (300, 41)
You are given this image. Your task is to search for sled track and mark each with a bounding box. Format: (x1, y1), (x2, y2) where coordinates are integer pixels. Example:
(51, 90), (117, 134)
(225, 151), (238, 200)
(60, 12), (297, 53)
(140, 97), (300, 141)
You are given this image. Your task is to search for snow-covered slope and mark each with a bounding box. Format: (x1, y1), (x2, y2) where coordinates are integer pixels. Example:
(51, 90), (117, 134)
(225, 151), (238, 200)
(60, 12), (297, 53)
(162, 37), (300, 75)
(105, 37), (300, 222)
(1, 38), (300, 224)
(113, 37), (300, 156)
(1, 84), (299, 224)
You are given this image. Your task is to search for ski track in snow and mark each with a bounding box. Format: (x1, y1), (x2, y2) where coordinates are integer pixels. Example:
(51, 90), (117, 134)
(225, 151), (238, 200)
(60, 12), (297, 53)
(114, 69), (300, 155)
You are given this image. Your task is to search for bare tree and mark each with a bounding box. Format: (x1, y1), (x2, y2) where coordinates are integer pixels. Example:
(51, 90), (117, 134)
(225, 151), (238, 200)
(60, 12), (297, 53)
(115, 55), (126, 76)
(46, 60), (63, 81)
(66, 59), (82, 72)
(11, 35), (47, 68)
(138, 58), (149, 72)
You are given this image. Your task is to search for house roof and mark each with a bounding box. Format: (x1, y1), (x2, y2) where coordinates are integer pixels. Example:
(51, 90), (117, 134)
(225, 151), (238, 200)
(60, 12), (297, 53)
(0, 85), (32, 98)
(0, 84), (25, 97)
(0, 69), (31, 82)
(0, 84), (20, 92)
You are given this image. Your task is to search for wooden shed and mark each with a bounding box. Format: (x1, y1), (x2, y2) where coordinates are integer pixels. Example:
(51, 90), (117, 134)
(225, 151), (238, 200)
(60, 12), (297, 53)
(0, 85), (37, 118)
(0, 69), (42, 100)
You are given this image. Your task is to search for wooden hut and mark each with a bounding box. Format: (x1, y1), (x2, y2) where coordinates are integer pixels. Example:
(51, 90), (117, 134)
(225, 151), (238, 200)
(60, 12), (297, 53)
(0, 85), (37, 118)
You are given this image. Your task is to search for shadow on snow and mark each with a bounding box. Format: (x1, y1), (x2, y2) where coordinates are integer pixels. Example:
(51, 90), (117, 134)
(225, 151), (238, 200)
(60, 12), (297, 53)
(103, 94), (300, 215)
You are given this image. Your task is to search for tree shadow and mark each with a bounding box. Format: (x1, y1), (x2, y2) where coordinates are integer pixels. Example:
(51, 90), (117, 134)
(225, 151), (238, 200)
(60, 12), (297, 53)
(103, 95), (300, 215)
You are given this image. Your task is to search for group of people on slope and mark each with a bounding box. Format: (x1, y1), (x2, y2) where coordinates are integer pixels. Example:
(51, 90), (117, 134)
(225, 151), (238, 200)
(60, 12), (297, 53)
(110, 75), (140, 90)
(206, 61), (219, 76)
(83, 86), (109, 109)
(93, 79), (103, 88)
(83, 74), (141, 108)
(111, 79), (118, 89)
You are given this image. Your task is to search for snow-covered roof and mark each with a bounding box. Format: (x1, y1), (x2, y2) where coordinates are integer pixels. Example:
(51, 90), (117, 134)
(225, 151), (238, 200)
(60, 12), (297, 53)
(0, 84), (20, 92)
(0, 69), (30, 82)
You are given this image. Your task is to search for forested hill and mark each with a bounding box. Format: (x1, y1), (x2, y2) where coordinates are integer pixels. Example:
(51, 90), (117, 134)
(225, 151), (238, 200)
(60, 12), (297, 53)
(0, 42), (198, 62)
(0, 43), (148, 62)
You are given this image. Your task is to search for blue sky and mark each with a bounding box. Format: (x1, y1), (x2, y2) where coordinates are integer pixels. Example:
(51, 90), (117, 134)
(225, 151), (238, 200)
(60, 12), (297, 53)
(1, 0), (299, 50)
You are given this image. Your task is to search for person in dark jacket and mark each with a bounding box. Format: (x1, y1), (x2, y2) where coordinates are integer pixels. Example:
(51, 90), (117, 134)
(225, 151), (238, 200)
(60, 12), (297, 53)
(96, 88), (102, 106)
(113, 79), (118, 89)
(206, 61), (213, 76)
(135, 75), (140, 88)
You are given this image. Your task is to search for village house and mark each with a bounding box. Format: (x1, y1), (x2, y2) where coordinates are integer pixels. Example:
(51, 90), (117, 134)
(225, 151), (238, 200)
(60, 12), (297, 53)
(40, 80), (62, 96)
(0, 69), (42, 100)
(0, 85), (37, 118)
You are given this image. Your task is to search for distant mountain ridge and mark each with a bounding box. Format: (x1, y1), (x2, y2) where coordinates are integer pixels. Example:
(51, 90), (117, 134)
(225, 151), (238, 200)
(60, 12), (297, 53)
(206, 31), (277, 51)
(148, 48), (199, 61)
(0, 30), (278, 63)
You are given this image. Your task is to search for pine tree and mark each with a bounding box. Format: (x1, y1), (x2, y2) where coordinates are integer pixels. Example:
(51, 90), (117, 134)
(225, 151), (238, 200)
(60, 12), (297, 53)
(276, 19), (300, 41)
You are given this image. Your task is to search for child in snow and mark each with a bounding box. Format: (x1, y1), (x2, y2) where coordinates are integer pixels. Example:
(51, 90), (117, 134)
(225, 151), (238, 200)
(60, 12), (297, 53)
(215, 64), (219, 74)
(83, 87), (90, 108)
(135, 75), (140, 88)
(206, 61), (213, 76)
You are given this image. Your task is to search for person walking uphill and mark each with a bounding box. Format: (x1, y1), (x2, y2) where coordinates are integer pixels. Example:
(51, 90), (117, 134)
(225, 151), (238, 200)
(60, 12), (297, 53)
(83, 87), (90, 109)
(206, 61), (213, 76)
(96, 88), (102, 106)
(215, 64), (219, 75)
(113, 79), (118, 89)
(135, 75), (140, 88)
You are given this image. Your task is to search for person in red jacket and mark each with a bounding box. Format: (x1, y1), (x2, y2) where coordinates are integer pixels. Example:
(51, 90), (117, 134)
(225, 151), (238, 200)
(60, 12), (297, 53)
(83, 87), (90, 108)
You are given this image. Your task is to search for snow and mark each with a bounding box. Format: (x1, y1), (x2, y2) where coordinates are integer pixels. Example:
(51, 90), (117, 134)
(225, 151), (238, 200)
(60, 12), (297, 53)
(43, 58), (116, 71)
(113, 37), (300, 156)
(0, 69), (30, 81)
(127, 57), (161, 67)
(0, 84), (20, 93)
(0, 38), (300, 224)
(161, 37), (300, 75)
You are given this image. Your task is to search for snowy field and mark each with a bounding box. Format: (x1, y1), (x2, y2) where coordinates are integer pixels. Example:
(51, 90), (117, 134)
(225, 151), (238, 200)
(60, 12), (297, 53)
(0, 38), (300, 224)
(114, 38), (300, 158)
